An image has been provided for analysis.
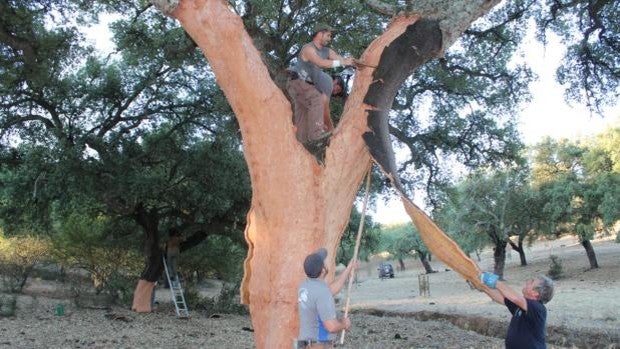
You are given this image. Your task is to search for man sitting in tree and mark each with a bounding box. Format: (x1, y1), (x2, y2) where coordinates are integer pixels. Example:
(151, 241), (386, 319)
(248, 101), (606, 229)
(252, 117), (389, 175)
(287, 24), (356, 150)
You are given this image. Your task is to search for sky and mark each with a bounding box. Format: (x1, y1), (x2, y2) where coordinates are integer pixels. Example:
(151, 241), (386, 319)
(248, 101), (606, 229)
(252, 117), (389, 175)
(83, 15), (619, 225)
(517, 33), (619, 146)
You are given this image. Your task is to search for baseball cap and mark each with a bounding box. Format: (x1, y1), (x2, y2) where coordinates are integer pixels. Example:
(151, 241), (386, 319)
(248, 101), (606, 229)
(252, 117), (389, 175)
(313, 23), (335, 35)
(303, 248), (328, 278)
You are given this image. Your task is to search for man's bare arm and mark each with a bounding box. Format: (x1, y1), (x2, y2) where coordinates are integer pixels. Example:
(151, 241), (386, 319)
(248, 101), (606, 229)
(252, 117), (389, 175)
(496, 281), (528, 311)
(322, 317), (351, 333)
(301, 46), (353, 68)
(329, 260), (357, 295)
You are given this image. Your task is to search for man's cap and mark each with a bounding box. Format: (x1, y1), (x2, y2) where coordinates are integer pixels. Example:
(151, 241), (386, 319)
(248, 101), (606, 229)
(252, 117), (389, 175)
(303, 248), (328, 278)
(313, 23), (335, 35)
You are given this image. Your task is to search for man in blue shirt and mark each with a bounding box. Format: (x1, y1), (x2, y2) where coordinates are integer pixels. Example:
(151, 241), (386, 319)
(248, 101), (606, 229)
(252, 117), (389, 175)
(480, 272), (555, 348)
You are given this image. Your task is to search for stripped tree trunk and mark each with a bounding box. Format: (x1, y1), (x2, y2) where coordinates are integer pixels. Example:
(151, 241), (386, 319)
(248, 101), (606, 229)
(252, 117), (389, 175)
(150, 0), (502, 347)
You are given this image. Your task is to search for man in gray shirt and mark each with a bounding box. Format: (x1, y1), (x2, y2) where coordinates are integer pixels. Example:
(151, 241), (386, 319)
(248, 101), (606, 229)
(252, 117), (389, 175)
(287, 24), (355, 148)
(297, 248), (356, 348)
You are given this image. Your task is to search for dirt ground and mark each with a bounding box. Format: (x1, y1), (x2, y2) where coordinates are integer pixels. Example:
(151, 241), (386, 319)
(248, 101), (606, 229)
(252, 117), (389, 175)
(1, 235), (618, 348)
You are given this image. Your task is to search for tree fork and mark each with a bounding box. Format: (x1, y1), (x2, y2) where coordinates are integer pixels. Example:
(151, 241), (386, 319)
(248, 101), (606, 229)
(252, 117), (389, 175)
(150, 0), (502, 347)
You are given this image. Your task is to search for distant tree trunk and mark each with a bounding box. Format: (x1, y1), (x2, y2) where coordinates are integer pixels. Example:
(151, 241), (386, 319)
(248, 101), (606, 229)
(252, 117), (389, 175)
(508, 237), (527, 266)
(131, 204), (164, 312)
(158, 0), (503, 346)
(581, 239), (599, 269)
(418, 252), (435, 274)
(493, 240), (507, 279)
(398, 257), (406, 271)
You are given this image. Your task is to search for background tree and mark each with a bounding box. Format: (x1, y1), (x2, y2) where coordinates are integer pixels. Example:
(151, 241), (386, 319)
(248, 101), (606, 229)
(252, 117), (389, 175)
(52, 213), (142, 297)
(380, 222), (436, 274)
(0, 0), (251, 307)
(336, 208), (381, 265)
(0, 233), (51, 293)
(434, 190), (487, 262)
(531, 130), (620, 269)
(439, 167), (536, 278)
(534, 0), (620, 114)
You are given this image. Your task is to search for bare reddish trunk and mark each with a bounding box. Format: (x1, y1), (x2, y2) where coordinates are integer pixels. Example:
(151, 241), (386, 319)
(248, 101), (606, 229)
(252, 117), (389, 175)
(131, 204), (163, 311)
(170, 2), (388, 346)
(164, 0), (501, 347)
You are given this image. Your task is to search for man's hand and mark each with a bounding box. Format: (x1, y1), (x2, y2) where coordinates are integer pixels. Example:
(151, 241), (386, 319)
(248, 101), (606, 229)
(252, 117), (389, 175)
(480, 272), (499, 289)
(342, 57), (354, 66)
(352, 59), (377, 69)
(342, 259), (357, 279)
(347, 259), (358, 270)
(341, 317), (351, 330)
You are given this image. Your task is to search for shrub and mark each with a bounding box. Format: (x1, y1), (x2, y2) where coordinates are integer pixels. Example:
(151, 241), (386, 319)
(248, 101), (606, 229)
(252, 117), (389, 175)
(199, 283), (248, 316)
(180, 283), (202, 310)
(180, 235), (246, 282)
(0, 235), (52, 293)
(0, 294), (17, 317)
(41, 213), (142, 307)
(548, 254), (563, 279)
(53, 214), (142, 300)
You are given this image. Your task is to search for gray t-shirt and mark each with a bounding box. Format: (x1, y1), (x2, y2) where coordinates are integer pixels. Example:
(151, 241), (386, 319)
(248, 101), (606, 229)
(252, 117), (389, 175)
(298, 278), (337, 341)
(294, 44), (333, 97)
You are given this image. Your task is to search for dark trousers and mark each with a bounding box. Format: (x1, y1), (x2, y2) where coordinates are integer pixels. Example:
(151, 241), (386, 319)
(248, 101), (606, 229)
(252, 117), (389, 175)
(286, 79), (325, 143)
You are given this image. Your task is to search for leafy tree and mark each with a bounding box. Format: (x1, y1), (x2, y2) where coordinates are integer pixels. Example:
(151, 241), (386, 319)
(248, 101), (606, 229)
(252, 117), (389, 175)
(434, 191), (487, 261)
(438, 167), (539, 277)
(531, 133), (620, 269)
(181, 234), (247, 283)
(336, 208), (381, 265)
(52, 213), (142, 295)
(0, 0), (251, 303)
(585, 125), (620, 227)
(380, 222), (436, 274)
(534, 0), (620, 113)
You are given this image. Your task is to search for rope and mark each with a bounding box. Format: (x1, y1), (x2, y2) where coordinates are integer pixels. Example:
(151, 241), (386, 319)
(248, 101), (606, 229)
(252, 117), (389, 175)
(340, 162), (373, 344)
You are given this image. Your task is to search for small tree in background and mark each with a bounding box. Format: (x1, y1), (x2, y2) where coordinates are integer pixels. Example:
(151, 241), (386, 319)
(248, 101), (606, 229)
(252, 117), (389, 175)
(180, 234), (246, 283)
(532, 133), (620, 269)
(547, 255), (563, 280)
(380, 223), (436, 274)
(52, 213), (142, 301)
(0, 234), (51, 293)
(336, 208), (381, 266)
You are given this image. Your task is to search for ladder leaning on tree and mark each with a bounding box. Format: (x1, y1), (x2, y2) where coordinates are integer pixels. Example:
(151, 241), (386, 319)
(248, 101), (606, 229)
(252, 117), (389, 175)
(162, 255), (189, 318)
